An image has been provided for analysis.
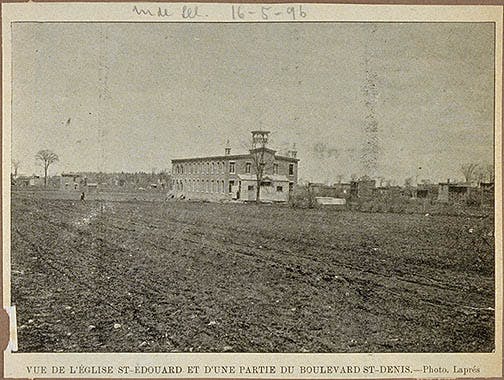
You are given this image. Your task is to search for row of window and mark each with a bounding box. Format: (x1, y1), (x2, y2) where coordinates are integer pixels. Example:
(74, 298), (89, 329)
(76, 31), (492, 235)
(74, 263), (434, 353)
(173, 179), (229, 194)
(174, 162), (295, 176)
(174, 161), (227, 175)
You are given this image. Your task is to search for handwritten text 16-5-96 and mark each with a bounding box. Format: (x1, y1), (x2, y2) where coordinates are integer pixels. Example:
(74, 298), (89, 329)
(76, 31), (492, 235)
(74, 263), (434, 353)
(132, 4), (307, 21)
(231, 5), (307, 20)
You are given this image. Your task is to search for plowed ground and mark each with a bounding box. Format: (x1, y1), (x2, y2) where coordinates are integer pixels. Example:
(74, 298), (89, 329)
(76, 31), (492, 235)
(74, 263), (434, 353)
(11, 196), (495, 352)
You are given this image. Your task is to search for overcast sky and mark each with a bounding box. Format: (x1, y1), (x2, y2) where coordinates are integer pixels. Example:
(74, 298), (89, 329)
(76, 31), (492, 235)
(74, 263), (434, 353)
(12, 22), (495, 183)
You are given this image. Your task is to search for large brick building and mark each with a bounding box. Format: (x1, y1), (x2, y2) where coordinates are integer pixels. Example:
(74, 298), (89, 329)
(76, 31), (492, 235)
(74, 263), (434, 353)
(171, 131), (299, 202)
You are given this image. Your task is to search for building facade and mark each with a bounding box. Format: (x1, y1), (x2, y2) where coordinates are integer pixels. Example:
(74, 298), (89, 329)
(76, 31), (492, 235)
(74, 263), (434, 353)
(60, 173), (81, 191)
(437, 182), (474, 202)
(171, 132), (299, 202)
(350, 179), (376, 198)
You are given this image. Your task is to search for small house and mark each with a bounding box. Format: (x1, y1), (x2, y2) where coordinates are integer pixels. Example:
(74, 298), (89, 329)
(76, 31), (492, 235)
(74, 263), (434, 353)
(86, 183), (98, 193)
(60, 173), (81, 191)
(437, 181), (473, 202)
(350, 179), (376, 198)
(28, 175), (42, 187)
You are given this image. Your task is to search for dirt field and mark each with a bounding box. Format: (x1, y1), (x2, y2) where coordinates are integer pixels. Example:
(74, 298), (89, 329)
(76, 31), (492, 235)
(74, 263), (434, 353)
(11, 194), (495, 353)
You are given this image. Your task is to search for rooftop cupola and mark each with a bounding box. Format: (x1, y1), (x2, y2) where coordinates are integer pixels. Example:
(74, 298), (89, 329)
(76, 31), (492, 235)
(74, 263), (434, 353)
(251, 130), (270, 149)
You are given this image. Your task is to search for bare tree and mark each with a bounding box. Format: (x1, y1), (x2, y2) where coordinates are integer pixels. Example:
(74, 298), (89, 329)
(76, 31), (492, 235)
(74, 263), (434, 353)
(35, 149), (59, 187)
(376, 176), (385, 187)
(474, 165), (486, 184)
(249, 131), (274, 204)
(11, 159), (21, 178)
(481, 163), (494, 183)
(460, 163), (479, 183)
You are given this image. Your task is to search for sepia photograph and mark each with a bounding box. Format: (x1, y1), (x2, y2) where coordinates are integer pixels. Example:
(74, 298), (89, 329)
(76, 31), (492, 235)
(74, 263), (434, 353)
(2, 3), (502, 375)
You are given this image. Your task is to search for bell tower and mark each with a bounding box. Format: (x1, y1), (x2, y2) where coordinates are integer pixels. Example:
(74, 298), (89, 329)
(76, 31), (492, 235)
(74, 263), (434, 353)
(251, 130), (270, 149)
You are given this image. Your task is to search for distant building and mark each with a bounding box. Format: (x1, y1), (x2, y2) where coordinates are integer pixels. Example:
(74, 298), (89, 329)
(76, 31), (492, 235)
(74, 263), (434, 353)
(60, 173), (81, 191)
(13, 175), (35, 187)
(373, 186), (391, 196)
(350, 178), (376, 198)
(437, 181), (473, 202)
(85, 183), (98, 193)
(480, 182), (494, 192)
(171, 131), (299, 202)
(28, 175), (42, 187)
(416, 184), (438, 199)
(11, 176), (24, 187)
(309, 183), (351, 198)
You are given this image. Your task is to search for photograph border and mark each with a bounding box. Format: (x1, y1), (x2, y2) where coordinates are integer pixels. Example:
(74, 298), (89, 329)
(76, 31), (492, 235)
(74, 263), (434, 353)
(1, 2), (503, 379)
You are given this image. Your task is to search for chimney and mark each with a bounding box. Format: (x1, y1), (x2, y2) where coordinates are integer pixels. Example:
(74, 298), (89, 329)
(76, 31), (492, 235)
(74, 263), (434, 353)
(225, 140), (231, 156)
(288, 143), (297, 158)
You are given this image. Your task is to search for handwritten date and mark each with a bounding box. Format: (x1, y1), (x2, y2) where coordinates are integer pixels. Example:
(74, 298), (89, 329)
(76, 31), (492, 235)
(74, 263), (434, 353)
(232, 5), (307, 20)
